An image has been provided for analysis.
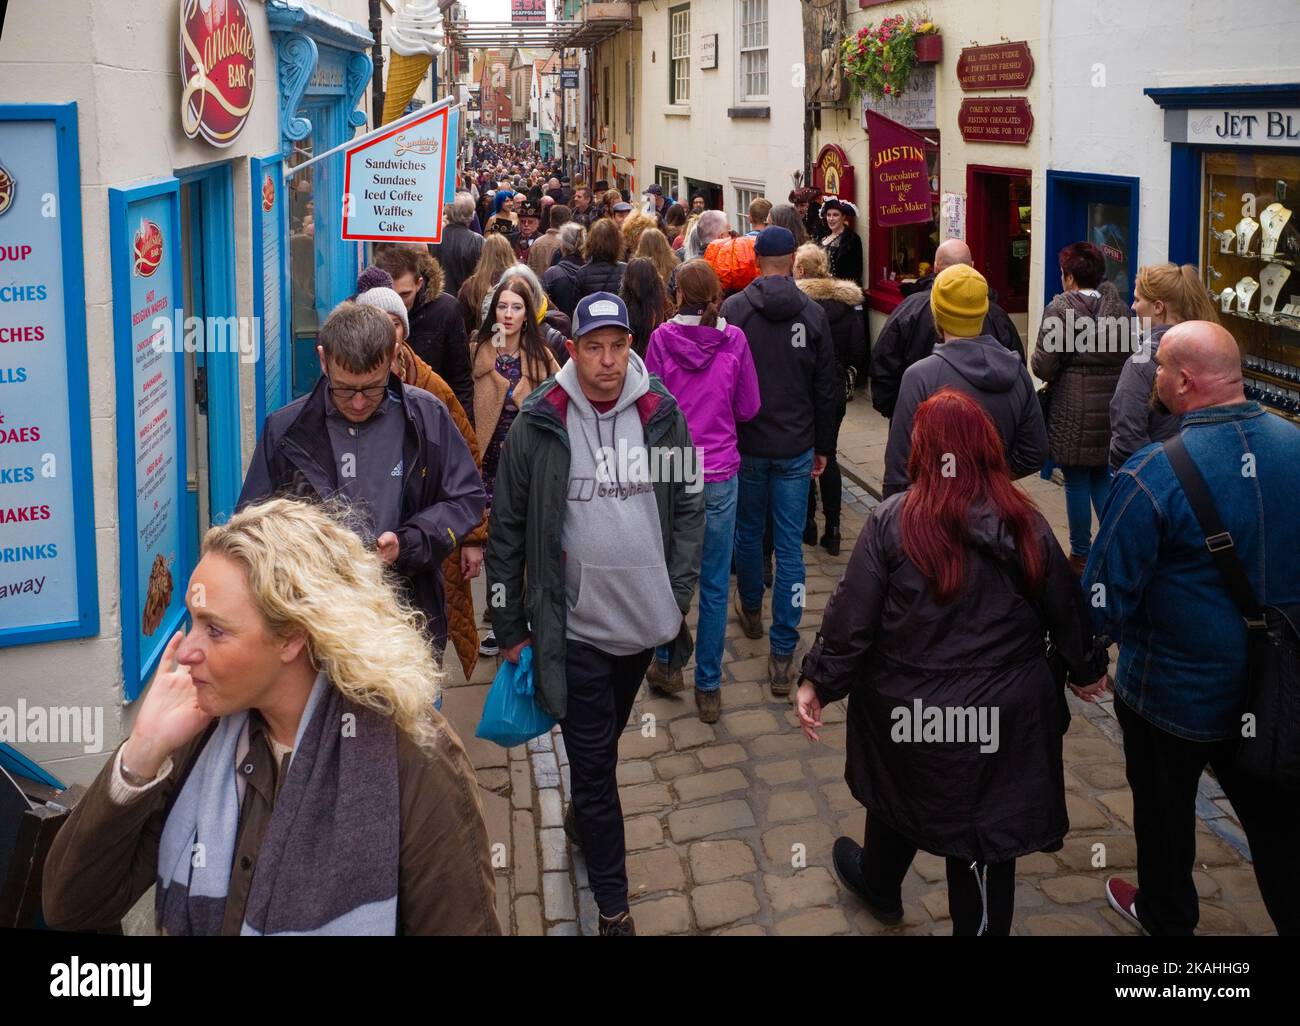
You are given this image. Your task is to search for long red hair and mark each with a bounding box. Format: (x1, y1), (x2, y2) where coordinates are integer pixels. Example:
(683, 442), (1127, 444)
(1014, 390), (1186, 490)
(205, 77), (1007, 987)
(900, 388), (1045, 604)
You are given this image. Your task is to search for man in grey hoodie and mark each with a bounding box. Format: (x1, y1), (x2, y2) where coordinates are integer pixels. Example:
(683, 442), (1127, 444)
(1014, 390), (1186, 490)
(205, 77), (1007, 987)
(883, 264), (1047, 498)
(485, 292), (704, 936)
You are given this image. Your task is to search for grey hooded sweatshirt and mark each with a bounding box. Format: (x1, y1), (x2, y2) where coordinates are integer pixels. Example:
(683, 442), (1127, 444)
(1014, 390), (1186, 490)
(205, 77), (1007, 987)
(883, 333), (1048, 497)
(557, 351), (685, 656)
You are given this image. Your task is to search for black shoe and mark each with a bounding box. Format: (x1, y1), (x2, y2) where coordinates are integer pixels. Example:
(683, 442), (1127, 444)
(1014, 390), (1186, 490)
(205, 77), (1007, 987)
(598, 910), (636, 936)
(803, 519), (819, 546)
(478, 632), (499, 656)
(820, 527), (841, 556)
(563, 805), (582, 848)
(833, 836), (903, 925)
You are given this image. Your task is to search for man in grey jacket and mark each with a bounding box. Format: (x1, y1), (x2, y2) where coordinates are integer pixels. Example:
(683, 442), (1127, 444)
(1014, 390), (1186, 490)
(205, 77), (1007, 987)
(485, 293), (704, 936)
(883, 264), (1047, 497)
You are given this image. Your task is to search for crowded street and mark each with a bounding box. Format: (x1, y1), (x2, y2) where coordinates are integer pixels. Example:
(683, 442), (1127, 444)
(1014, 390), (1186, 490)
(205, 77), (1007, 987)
(3, 0), (1300, 984)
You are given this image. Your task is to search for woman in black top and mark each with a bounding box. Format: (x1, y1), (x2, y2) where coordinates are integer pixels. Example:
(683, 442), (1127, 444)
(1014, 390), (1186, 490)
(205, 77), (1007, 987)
(820, 198), (864, 287)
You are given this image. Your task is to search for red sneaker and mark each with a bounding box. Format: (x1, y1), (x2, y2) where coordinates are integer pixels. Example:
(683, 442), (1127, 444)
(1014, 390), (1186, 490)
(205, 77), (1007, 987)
(1105, 877), (1143, 932)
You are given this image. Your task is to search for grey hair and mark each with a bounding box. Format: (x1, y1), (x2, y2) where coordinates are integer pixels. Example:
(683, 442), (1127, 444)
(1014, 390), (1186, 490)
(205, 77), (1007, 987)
(558, 221), (586, 256)
(685, 210), (729, 260)
(319, 301), (396, 373)
(481, 262), (545, 324)
(448, 192), (476, 225)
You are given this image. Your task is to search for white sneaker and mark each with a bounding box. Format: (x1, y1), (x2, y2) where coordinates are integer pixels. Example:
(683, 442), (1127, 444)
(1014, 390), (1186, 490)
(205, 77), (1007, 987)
(479, 632), (499, 657)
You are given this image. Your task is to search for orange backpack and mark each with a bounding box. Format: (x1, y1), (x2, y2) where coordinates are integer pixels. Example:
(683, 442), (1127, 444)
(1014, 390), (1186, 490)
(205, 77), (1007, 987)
(704, 234), (759, 292)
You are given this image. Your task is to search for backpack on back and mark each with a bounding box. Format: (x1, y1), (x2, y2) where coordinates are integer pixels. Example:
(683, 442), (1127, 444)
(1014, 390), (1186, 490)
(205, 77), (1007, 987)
(705, 235), (759, 292)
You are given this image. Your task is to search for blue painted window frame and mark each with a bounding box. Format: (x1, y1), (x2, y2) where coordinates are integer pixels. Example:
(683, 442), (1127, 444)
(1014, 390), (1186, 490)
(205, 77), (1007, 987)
(176, 162), (242, 525)
(108, 177), (191, 700)
(0, 102), (100, 649)
(250, 152), (292, 424)
(1044, 170), (1140, 308)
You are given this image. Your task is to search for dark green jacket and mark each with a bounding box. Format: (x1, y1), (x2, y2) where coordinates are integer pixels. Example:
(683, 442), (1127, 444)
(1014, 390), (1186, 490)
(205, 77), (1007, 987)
(485, 374), (705, 719)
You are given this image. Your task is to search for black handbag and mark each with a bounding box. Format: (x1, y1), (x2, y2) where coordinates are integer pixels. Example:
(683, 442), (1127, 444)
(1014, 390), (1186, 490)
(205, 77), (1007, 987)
(1163, 433), (1300, 788)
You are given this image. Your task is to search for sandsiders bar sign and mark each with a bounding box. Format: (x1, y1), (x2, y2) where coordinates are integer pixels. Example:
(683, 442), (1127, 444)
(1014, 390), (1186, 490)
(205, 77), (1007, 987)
(865, 110), (932, 228)
(342, 103), (454, 244)
(179, 0), (256, 148)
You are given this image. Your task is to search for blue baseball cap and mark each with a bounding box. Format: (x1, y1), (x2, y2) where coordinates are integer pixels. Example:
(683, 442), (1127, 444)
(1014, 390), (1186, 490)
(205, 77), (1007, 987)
(754, 225), (797, 257)
(573, 292), (631, 337)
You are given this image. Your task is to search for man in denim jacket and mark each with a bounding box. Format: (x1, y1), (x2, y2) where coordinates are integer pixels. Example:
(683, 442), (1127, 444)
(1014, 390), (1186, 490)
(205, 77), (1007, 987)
(1085, 321), (1300, 936)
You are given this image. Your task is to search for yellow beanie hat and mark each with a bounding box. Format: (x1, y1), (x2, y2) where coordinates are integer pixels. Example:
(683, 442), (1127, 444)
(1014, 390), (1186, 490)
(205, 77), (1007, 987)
(930, 263), (990, 339)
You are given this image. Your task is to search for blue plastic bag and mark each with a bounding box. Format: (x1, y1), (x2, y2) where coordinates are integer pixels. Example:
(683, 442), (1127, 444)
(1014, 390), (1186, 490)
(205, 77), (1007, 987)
(474, 645), (556, 748)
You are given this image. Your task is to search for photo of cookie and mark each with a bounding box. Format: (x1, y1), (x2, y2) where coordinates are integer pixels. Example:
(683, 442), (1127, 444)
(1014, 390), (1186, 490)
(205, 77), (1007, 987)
(141, 552), (173, 636)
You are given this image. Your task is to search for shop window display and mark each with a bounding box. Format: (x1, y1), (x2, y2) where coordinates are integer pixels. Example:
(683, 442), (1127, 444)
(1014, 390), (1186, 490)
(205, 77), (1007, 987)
(1204, 151), (1300, 423)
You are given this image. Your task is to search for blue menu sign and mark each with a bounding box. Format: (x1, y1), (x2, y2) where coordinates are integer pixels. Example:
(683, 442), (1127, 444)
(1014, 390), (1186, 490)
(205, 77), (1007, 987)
(109, 178), (191, 699)
(0, 103), (98, 648)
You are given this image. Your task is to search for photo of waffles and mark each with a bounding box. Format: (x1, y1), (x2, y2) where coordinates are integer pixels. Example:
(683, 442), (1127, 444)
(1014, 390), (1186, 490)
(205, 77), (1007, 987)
(141, 552), (174, 636)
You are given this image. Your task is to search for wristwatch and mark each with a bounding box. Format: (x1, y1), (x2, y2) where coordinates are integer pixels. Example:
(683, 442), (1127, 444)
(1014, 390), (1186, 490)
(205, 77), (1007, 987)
(119, 754), (158, 787)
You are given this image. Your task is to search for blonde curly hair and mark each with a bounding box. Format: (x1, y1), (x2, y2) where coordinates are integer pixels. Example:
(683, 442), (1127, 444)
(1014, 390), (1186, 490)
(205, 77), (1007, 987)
(201, 498), (444, 751)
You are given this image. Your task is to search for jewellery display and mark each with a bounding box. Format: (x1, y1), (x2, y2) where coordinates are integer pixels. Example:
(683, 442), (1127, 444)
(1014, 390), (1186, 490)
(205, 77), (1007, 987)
(1235, 276), (1260, 312)
(1215, 228), (1236, 254)
(1259, 263), (1292, 315)
(1260, 203), (1293, 259)
(1220, 287), (1236, 313)
(1236, 216), (1261, 256)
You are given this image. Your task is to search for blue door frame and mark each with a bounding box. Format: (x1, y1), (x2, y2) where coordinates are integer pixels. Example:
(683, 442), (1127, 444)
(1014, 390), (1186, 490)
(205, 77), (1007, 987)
(176, 162), (242, 526)
(1044, 170), (1140, 307)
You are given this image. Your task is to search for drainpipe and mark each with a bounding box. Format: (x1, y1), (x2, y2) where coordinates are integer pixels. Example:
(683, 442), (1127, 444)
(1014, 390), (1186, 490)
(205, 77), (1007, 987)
(369, 0), (384, 128)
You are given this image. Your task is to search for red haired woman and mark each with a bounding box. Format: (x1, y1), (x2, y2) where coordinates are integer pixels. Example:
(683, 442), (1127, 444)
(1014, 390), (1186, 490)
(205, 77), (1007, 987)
(795, 388), (1109, 935)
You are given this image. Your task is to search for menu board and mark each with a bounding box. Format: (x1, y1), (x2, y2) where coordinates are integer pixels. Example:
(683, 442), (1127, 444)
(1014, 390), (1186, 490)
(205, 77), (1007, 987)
(109, 179), (190, 699)
(0, 104), (99, 648)
(342, 103), (452, 244)
(251, 153), (289, 422)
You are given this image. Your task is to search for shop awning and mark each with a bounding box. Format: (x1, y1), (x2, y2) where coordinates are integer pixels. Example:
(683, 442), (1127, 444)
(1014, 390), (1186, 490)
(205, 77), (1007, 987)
(444, 17), (631, 53)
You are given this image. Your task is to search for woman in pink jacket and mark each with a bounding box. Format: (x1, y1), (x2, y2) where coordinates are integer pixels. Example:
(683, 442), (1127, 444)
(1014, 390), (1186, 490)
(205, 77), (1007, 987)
(644, 259), (761, 722)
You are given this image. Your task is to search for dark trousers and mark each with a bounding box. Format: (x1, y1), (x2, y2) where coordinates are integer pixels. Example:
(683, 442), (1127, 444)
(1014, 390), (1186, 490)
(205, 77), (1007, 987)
(861, 814), (1015, 936)
(807, 402), (847, 531)
(1116, 696), (1300, 935)
(560, 639), (654, 917)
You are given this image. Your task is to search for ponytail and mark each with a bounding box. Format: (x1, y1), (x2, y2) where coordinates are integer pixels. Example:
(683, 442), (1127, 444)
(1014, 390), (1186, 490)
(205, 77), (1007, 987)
(1135, 262), (1219, 325)
(699, 299), (721, 329)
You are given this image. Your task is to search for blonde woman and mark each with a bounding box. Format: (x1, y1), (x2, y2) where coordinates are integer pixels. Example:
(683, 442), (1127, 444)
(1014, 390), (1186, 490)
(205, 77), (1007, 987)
(457, 233), (515, 335)
(1109, 262), (1220, 469)
(635, 227), (680, 290)
(43, 499), (499, 936)
(621, 210), (658, 257)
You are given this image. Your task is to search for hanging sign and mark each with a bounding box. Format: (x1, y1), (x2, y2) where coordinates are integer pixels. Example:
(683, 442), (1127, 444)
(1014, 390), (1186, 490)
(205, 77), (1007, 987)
(865, 110), (932, 227)
(0, 104), (99, 649)
(956, 41), (1035, 92)
(179, 0), (256, 147)
(958, 98), (1034, 144)
(342, 103), (455, 243)
(813, 144), (856, 202)
(511, 0), (546, 23)
(561, 69), (579, 90)
(109, 179), (190, 699)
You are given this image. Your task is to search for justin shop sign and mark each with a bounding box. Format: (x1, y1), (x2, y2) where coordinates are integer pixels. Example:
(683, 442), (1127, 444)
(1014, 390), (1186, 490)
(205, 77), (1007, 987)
(179, 0), (256, 147)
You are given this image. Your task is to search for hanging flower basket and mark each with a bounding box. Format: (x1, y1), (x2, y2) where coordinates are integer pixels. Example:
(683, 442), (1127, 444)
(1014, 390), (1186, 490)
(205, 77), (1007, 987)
(841, 15), (940, 102)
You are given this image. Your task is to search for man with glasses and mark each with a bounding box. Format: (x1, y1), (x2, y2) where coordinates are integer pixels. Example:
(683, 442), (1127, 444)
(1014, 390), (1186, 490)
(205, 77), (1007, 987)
(239, 302), (485, 658)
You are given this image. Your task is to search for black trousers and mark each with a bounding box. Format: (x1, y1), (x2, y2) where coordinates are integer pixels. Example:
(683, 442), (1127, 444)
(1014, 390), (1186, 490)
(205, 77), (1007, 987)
(807, 402), (847, 531)
(861, 814), (1015, 936)
(1116, 695), (1300, 935)
(560, 639), (654, 917)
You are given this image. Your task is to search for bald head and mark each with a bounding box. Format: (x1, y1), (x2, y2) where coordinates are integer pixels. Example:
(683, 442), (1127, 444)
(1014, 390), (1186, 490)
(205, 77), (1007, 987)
(934, 239), (973, 273)
(1155, 320), (1245, 415)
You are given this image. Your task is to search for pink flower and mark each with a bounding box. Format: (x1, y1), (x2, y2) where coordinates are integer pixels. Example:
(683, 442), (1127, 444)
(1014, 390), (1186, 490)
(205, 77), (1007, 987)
(883, 84), (892, 94)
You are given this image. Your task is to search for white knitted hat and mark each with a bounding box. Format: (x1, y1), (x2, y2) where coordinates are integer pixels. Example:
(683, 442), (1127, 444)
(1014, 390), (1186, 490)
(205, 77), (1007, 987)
(356, 286), (409, 337)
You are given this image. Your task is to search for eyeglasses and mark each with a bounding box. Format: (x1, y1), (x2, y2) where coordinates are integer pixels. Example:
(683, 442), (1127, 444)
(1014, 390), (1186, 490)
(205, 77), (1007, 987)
(327, 378), (388, 401)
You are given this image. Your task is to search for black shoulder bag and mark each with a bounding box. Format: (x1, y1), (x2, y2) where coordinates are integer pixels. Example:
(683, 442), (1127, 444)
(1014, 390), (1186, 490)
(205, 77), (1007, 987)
(1163, 433), (1300, 787)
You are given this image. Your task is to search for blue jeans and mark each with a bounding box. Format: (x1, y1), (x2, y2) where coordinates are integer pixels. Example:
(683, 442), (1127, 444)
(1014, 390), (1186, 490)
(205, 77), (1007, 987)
(654, 477), (738, 691)
(735, 449), (813, 656)
(1062, 464), (1111, 557)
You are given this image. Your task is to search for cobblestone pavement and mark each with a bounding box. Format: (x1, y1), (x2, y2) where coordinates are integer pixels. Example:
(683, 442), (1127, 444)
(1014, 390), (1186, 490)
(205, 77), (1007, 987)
(443, 397), (1274, 937)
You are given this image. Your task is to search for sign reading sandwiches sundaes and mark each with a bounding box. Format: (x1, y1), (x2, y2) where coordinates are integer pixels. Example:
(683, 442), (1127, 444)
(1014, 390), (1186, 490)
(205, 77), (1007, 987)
(179, 0), (255, 147)
(342, 104), (454, 244)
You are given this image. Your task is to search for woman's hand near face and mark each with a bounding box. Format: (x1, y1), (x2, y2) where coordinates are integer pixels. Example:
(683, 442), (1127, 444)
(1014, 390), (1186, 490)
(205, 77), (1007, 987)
(122, 630), (213, 779)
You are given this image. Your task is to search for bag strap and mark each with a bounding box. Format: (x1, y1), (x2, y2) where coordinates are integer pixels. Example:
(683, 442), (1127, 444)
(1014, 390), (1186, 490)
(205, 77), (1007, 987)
(1162, 433), (1267, 628)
